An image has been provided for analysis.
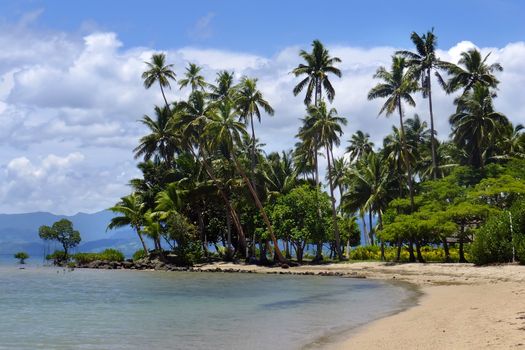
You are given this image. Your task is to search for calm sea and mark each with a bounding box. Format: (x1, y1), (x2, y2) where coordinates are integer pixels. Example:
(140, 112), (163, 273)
(0, 261), (417, 349)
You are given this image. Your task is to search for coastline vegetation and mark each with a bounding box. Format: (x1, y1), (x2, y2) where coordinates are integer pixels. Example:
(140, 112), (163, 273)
(100, 29), (525, 267)
(14, 251), (29, 264)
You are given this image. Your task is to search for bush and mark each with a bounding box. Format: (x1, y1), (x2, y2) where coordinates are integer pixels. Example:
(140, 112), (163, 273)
(348, 245), (467, 263)
(172, 241), (203, 266)
(46, 250), (68, 265)
(14, 251), (29, 264)
(72, 249), (125, 264)
(132, 249), (148, 261)
(470, 200), (525, 265)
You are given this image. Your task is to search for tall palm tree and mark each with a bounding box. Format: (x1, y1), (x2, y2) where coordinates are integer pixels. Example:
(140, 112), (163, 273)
(235, 76), (274, 184)
(205, 101), (287, 263)
(346, 130), (375, 163)
(178, 63), (207, 92)
(133, 105), (179, 163)
(174, 91), (248, 257)
(397, 29), (451, 179)
(301, 101), (347, 260)
(368, 55), (419, 209)
(108, 193), (149, 254)
(292, 39), (342, 106)
(142, 53), (176, 110)
(208, 70), (236, 102)
(447, 49), (503, 94)
(449, 83), (509, 169)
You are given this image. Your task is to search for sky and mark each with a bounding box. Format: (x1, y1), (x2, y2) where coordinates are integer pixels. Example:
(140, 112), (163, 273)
(0, 0), (524, 214)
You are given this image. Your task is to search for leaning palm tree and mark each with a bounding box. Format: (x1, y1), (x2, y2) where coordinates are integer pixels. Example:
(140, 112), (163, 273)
(178, 63), (207, 92)
(449, 83), (509, 169)
(368, 55), (419, 209)
(346, 130), (375, 163)
(205, 101), (286, 263)
(292, 39), (342, 106)
(108, 193), (149, 254)
(174, 91), (248, 257)
(133, 105), (179, 163)
(447, 49), (503, 94)
(235, 76), (274, 183)
(397, 29), (452, 179)
(142, 53), (176, 110)
(302, 101), (347, 260)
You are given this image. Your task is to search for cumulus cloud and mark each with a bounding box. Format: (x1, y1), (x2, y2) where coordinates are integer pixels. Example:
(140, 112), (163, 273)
(0, 23), (524, 214)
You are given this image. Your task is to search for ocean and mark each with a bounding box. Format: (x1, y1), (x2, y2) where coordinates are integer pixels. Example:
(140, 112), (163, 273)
(0, 263), (416, 349)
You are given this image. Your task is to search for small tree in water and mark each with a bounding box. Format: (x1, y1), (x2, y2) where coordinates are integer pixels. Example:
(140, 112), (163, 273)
(39, 219), (81, 263)
(14, 251), (29, 264)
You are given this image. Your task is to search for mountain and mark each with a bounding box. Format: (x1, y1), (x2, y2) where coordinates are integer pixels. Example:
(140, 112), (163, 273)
(0, 210), (140, 256)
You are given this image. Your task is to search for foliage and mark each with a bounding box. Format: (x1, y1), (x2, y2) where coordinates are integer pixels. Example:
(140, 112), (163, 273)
(348, 245), (467, 262)
(39, 219), (81, 259)
(46, 250), (68, 265)
(132, 249), (148, 261)
(14, 251), (29, 264)
(72, 249), (125, 264)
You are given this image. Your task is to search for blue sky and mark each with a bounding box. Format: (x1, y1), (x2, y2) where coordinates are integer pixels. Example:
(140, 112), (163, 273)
(0, 1), (524, 214)
(1, 0), (524, 53)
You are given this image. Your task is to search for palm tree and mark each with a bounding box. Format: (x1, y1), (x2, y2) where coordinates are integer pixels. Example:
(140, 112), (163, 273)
(178, 63), (207, 92)
(235, 76), (274, 183)
(302, 101), (347, 260)
(174, 91), (248, 257)
(447, 49), (503, 94)
(449, 83), (509, 169)
(209, 70), (236, 102)
(133, 105), (179, 163)
(205, 101), (287, 263)
(142, 53), (176, 110)
(397, 29), (451, 179)
(368, 55), (419, 209)
(292, 40), (342, 106)
(108, 193), (149, 254)
(346, 130), (374, 163)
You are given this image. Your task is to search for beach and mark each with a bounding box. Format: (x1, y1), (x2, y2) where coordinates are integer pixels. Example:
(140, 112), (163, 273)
(194, 262), (525, 349)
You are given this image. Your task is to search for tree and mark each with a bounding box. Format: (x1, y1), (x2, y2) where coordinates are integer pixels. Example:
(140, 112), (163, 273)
(397, 29), (451, 178)
(447, 49), (503, 94)
(235, 76), (274, 187)
(39, 219), (81, 260)
(208, 70), (236, 102)
(449, 83), (509, 169)
(178, 63), (207, 92)
(292, 39), (342, 106)
(368, 56), (419, 210)
(108, 193), (149, 254)
(270, 185), (331, 262)
(346, 130), (374, 163)
(14, 252), (29, 264)
(142, 53), (176, 109)
(301, 101), (347, 260)
(205, 101), (286, 263)
(134, 105), (179, 163)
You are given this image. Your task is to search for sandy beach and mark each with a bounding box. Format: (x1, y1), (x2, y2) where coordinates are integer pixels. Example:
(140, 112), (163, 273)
(194, 262), (525, 349)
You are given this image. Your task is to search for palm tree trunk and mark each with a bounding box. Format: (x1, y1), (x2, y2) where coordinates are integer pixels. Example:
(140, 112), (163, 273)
(368, 210), (374, 246)
(427, 69), (438, 179)
(378, 211), (385, 261)
(188, 146), (247, 257)
(159, 83), (170, 112)
(231, 155), (287, 264)
(398, 99), (416, 211)
(361, 212), (368, 245)
(326, 143), (343, 260)
(135, 226), (149, 255)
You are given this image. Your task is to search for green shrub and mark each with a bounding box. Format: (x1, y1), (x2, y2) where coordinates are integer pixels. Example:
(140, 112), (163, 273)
(46, 250), (68, 265)
(72, 249), (125, 264)
(173, 241), (203, 266)
(470, 199), (525, 265)
(348, 245), (467, 263)
(14, 251), (29, 264)
(132, 249), (148, 261)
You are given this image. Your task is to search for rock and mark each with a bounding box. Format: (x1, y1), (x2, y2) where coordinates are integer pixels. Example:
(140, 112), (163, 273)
(280, 264), (290, 269)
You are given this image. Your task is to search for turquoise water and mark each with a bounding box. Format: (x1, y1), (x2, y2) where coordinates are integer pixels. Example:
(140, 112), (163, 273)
(0, 265), (416, 349)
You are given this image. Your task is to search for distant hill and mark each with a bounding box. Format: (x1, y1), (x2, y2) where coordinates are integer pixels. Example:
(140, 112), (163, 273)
(0, 210), (141, 256)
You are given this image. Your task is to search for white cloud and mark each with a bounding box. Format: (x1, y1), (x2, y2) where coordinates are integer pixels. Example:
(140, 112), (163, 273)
(0, 23), (524, 214)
